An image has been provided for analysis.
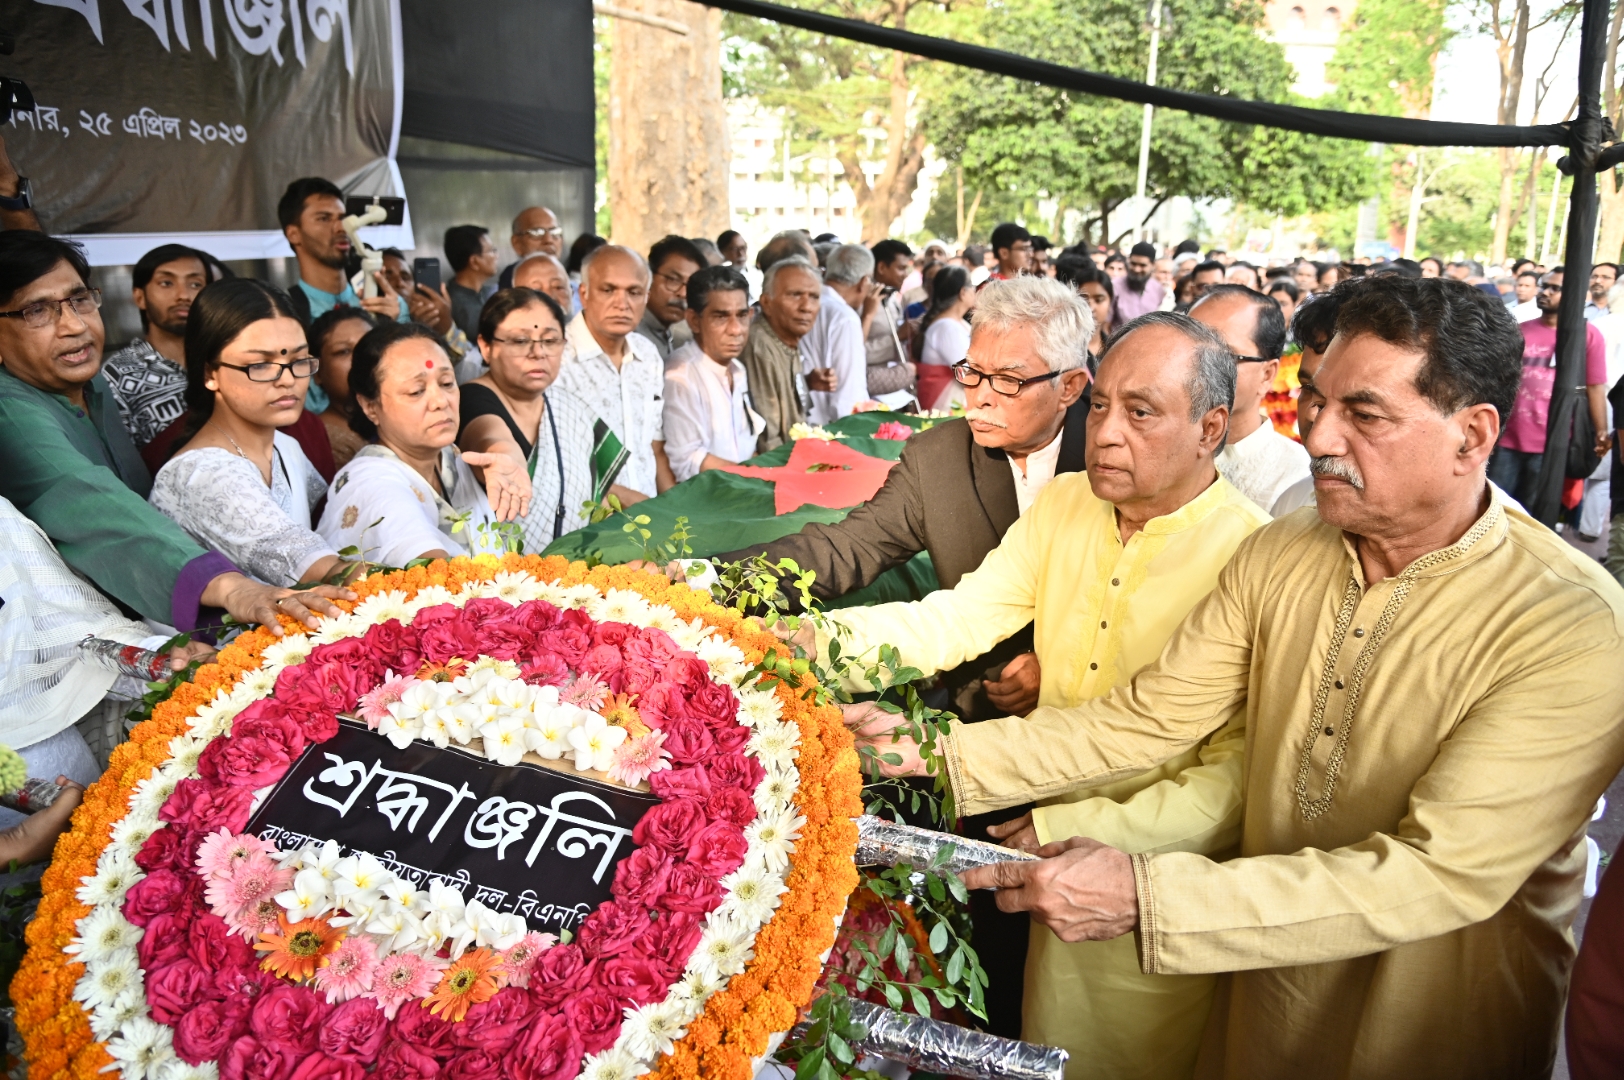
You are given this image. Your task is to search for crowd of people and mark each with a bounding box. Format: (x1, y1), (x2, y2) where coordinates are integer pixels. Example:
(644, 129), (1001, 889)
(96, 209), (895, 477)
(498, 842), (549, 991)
(3, 128), (1624, 1080)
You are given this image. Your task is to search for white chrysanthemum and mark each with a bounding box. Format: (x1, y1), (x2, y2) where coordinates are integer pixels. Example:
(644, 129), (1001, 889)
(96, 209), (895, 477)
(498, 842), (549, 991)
(103, 1015), (176, 1080)
(155, 1057), (220, 1080)
(666, 966), (723, 1022)
(188, 690), (243, 739)
(259, 635), (312, 672)
(736, 688), (783, 729)
(556, 583), (602, 610)
(404, 584), (458, 614)
(88, 984), (148, 1042)
(163, 733), (210, 778)
(747, 717), (802, 770)
(531, 581), (577, 608)
(73, 947), (141, 1010)
(642, 604), (681, 633)
(77, 847), (141, 908)
(234, 665), (278, 700)
(688, 917), (755, 981)
(620, 998), (692, 1061)
(581, 1047), (643, 1080)
(745, 808), (807, 873)
(109, 812), (162, 852)
(587, 588), (651, 626)
(694, 635), (748, 684)
(718, 862), (789, 927)
(67, 908), (143, 963)
(667, 618), (710, 652)
(753, 763), (800, 814)
(309, 614), (361, 644)
(351, 589), (413, 626)
(479, 713), (530, 767)
(527, 708), (579, 760)
(477, 570), (546, 604)
(128, 772), (179, 820)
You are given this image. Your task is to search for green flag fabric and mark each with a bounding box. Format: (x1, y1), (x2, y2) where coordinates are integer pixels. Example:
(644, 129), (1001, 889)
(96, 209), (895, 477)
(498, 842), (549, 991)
(543, 413), (940, 609)
(590, 419), (630, 502)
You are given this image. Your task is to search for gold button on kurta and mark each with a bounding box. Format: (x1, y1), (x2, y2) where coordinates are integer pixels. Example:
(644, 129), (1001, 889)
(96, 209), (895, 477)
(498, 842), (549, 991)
(943, 493), (1624, 1080)
(823, 471), (1269, 1080)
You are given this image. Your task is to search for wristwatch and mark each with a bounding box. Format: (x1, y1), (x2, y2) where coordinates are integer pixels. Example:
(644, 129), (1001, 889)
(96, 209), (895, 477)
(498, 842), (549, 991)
(0, 177), (33, 212)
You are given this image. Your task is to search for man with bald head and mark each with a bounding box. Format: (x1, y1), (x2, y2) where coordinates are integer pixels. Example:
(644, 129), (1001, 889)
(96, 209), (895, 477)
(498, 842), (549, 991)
(555, 245), (675, 498)
(1191, 283), (1309, 514)
(498, 206), (565, 289)
(511, 252), (573, 314)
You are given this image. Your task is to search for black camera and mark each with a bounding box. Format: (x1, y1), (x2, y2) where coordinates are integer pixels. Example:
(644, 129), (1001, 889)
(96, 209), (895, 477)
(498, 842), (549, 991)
(0, 30), (33, 125)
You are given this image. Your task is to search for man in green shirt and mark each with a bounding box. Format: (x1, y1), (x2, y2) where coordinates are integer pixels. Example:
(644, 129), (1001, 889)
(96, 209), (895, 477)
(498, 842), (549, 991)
(0, 230), (349, 634)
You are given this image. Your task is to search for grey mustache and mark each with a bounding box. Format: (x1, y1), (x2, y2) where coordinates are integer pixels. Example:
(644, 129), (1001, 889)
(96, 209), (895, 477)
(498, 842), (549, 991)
(1311, 455), (1364, 490)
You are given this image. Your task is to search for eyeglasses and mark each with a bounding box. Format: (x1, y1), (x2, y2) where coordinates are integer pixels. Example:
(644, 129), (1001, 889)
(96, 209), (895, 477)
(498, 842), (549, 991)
(216, 357), (319, 382)
(520, 227), (564, 239)
(0, 289), (103, 329)
(491, 335), (565, 354)
(655, 269), (691, 291)
(1234, 354), (1274, 364)
(952, 361), (1062, 396)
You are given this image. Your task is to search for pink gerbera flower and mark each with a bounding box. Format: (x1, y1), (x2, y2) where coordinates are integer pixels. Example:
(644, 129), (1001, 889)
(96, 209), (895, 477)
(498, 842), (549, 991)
(357, 673), (414, 729)
(500, 932), (558, 989)
(370, 952), (447, 1019)
(313, 935), (379, 1003)
(226, 897), (286, 943)
(195, 828), (277, 879)
(203, 852), (291, 920)
(561, 673), (609, 711)
(606, 730), (672, 787)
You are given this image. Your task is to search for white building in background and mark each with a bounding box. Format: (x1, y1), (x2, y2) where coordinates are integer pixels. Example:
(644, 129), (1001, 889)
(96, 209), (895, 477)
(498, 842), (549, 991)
(726, 100), (943, 248)
(1263, 0), (1355, 99)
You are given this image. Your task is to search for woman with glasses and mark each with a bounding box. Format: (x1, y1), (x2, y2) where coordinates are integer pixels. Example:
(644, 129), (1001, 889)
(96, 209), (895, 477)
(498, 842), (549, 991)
(458, 288), (607, 550)
(149, 279), (354, 587)
(915, 265), (976, 410)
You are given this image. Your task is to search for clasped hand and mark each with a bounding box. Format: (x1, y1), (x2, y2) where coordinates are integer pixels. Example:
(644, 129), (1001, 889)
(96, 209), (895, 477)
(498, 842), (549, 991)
(959, 836), (1140, 944)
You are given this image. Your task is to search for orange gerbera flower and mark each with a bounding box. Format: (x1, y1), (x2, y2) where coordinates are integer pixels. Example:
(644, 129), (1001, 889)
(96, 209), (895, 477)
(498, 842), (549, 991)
(416, 657), (467, 682)
(601, 692), (649, 736)
(255, 915), (344, 981)
(424, 947), (506, 1022)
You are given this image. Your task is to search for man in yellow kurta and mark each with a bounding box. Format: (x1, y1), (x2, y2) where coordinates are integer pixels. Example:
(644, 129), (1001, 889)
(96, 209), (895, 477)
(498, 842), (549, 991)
(858, 274), (1624, 1080)
(815, 311), (1269, 1079)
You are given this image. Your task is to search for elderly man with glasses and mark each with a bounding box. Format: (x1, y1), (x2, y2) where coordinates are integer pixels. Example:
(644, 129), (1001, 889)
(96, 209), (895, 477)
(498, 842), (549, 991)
(497, 206), (566, 290)
(773, 301), (1267, 1079)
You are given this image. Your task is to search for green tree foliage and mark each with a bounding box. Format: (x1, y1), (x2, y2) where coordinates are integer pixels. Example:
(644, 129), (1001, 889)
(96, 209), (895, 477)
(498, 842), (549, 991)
(1323, 0), (1451, 118)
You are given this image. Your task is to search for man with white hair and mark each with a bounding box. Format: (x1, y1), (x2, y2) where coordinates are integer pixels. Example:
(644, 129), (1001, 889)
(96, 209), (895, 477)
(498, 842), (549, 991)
(800, 242), (873, 422)
(783, 304), (1267, 1078)
(555, 244), (675, 498)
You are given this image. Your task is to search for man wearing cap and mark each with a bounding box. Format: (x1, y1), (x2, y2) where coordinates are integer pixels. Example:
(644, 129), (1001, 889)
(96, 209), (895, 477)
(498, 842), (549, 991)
(1114, 242), (1166, 322)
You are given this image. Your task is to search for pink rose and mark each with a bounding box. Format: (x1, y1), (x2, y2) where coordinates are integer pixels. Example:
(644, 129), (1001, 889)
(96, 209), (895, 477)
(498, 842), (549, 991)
(442, 1050), (504, 1080)
(510, 599), (564, 635)
(134, 822), (191, 873)
(221, 1036), (298, 1080)
(214, 962), (273, 1004)
(634, 682), (687, 727)
(631, 798), (708, 854)
(580, 644), (625, 680)
(307, 636), (385, 682)
(536, 612), (593, 667)
(230, 706), (307, 757)
(599, 955), (669, 1007)
(708, 719), (752, 756)
(657, 862), (724, 915)
(528, 944), (591, 1009)
(287, 1053), (365, 1080)
(638, 912), (703, 976)
(655, 714), (714, 766)
(138, 912), (191, 970)
(609, 846), (673, 907)
(632, 627), (682, 662)
(250, 984), (329, 1058)
(685, 680), (738, 726)
(509, 1012), (584, 1080)
(275, 658), (368, 717)
(649, 765), (711, 801)
(452, 986), (536, 1051)
(666, 656), (714, 690)
(189, 914), (259, 972)
(591, 622), (634, 648)
(122, 867), (197, 927)
(373, 1043), (441, 1080)
(563, 988), (625, 1055)
(161, 778), (254, 833)
(198, 735), (296, 789)
(318, 998), (388, 1062)
(391, 1002), (456, 1058)
(705, 786), (757, 828)
(416, 607), (479, 665)
(174, 997), (251, 1064)
(146, 958), (222, 1024)
(708, 753), (766, 793)
(465, 599), (527, 659)
(685, 820), (748, 878)
(361, 619), (422, 674)
(576, 899), (654, 960)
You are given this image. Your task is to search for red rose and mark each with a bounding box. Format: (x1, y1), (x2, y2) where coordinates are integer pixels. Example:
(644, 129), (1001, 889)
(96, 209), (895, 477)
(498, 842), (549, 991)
(139, 912), (191, 972)
(528, 944), (591, 1009)
(591, 622), (634, 647)
(146, 958), (221, 1024)
(576, 899), (654, 959)
(631, 798), (707, 854)
(452, 986), (536, 1050)
(638, 911), (703, 976)
(656, 714), (714, 766)
(634, 682), (687, 728)
(563, 988), (624, 1055)
(134, 823), (191, 873)
(198, 735), (296, 789)
(685, 680), (738, 726)
(610, 846), (673, 907)
(373, 1042), (441, 1080)
(174, 997), (251, 1064)
(633, 627), (682, 662)
(287, 1053), (366, 1080)
(580, 644), (625, 679)
(275, 658), (368, 717)
(189, 913), (259, 972)
(307, 634), (384, 675)
(319, 998), (389, 1061)
(599, 955), (669, 1007)
(509, 1012), (584, 1080)
(619, 633), (678, 696)
(214, 961), (274, 1004)
(510, 599), (564, 635)
(705, 786), (757, 829)
(231, 706), (307, 757)
(250, 984), (329, 1057)
(707, 753), (765, 793)
(221, 1036), (299, 1080)
(391, 1002), (456, 1058)
(536, 612), (593, 667)
(649, 766), (711, 802)
(418, 608), (479, 665)
(465, 598), (527, 659)
(361, 619), (422, 674)
(442, 1050), (505, 1080)
(666, 657), (714, 690)
(122, 867), (196, 927)
(708, 719), (752, 756)
(658, 862), (725, 914)
(161, 778), (254, 833)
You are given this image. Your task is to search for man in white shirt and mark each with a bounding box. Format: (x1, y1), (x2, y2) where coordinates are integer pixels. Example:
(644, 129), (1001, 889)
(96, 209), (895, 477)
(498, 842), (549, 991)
(555, 245), (676, 499)
(1191, 284), (1310, 514)
(800, 243), (873, 424)
(663, 266), (763, 482)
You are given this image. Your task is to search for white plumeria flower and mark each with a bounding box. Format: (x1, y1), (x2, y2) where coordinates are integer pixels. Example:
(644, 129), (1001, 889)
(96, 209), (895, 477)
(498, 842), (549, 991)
(333, 853), (395, 906)
(579, 1047), (642, 1080)
(480, 713), (530, 767)
(420, 709), (455, 749)
(719, 862), (789, 927)
(88, 984), (147, 1042)
(737, 689), (784, 729)
(66, 908), (143, 963)
(469, 656), (525, 682)
(688, 917), (755, 981)
(568, 713), (628, 772)
(474, 908), (529, 952)
(351, 589), (413, 626)
(456, 900), (512, 956)
(305, 839), (344, 880)
(527, 708), (579, 760)
(104, 1015), (176, 1080)
(747, 717), (802, 770)
(72, 947), (141, 1010)
(259, 635), (312, 672)
(531, 683), (561, 709)
(380, 708), (425, 749)
(379, 876), (423, 912)
(480, 676), (535, 710)
(276, 866), (336, 921)
(451, 665), (499, 698)
(328, 893), (384, 933)
(620, 999), (691, 1060)
(365, 904), (427, 954)
(443, 703), (484, 745)
(424, 879), (467, 923)
(753, 765), (799, 817)
(745, 808), (807, 873)
(77, 848), (141, 908)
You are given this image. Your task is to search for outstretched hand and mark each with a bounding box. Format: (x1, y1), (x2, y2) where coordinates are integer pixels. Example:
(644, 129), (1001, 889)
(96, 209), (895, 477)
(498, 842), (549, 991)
(203, 573), (355, 637)
(0, 776), (85, 866)
(959, 836), (1139, 943)
(463, 451), (533, 522)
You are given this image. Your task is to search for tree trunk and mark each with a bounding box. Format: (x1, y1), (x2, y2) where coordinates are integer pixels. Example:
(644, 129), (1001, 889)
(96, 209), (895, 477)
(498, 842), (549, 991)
(839, 1), (929, 243)
(1490, 0), (1531, 267)
(1595, 0), (1624, 264)
(607, 0), (731, 255)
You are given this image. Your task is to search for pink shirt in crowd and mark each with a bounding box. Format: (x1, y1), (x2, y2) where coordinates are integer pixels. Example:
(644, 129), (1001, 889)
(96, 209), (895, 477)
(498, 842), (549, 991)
(1499, 318), (1608, 453)
(1111, 276), (1165, 323)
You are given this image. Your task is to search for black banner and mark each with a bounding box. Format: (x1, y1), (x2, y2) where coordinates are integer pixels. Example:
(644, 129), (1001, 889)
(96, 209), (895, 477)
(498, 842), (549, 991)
(248, 720), (657, 938)
(4, 0), (399, 238)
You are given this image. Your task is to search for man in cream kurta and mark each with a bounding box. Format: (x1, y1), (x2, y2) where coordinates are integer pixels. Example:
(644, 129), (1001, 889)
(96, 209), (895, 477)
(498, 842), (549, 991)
(821, 313), (1268, 1080)
(862, 275), (1624, 1080)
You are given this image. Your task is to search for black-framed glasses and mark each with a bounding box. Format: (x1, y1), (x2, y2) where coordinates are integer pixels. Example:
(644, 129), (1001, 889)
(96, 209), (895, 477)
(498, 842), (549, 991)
(216, 356), (319, 382)
(952, 361), (1062, 396)
(0, 288), (102, 329)
(1234, 354), (1275, 364)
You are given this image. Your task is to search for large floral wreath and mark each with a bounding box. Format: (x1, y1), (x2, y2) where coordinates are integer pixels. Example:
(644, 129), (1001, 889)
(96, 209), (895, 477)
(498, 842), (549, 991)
(14, 555), (861, 1080)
